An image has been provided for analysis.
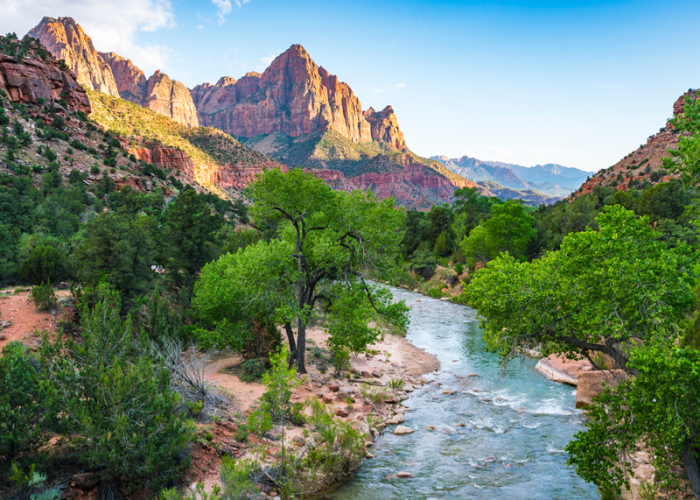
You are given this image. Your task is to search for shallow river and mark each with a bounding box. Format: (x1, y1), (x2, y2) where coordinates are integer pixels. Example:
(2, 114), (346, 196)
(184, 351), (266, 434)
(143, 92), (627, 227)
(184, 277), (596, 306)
(328, 287), (599, 500)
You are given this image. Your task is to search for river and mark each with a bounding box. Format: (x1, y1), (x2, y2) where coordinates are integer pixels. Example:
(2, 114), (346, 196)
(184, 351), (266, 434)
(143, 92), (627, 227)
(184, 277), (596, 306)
(328, 286), (599, 499)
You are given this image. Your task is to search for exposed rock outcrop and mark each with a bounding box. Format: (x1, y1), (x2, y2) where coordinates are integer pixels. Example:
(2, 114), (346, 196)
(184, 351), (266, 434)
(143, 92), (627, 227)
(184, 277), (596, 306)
(535, 355), (593, 386)
(28, 17), (119, 97)
(575, 370), (629, 409)
(364, 106), (407, 150)
(192, 45), (405, 150)
(144, 71), (199, 128)
(98, 51), (147, 105)
(0, 53), (90, 113)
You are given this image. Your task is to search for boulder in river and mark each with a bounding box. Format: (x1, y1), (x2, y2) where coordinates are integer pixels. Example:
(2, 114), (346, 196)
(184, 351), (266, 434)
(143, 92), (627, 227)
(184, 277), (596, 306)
(575, 370), (629, 409)
(394, 425), (414, 435)
(535, 354), (593, 385)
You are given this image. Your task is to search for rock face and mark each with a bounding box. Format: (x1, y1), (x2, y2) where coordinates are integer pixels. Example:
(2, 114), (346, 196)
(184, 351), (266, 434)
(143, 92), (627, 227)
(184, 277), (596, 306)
(575, 370), (629, 409)
(98, 51), (147, 105)
(29, 18), (198, 127)
(28, 17), (119, 97)
(144, 71), (199, 127)
(192, 45), (405, 149)
(535, 354), (593, 386)
(0, 53), (90, 113)
(364, 106), (407, 150)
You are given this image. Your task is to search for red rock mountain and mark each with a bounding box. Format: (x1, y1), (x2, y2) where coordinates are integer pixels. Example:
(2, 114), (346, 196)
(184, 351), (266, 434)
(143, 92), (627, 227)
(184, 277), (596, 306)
(29, 17), (198, 127)
(575, 92), (691, 197)
(0, 43), (90, 114)
(191, 45), (407, 149)
(28, 17), (119, 97)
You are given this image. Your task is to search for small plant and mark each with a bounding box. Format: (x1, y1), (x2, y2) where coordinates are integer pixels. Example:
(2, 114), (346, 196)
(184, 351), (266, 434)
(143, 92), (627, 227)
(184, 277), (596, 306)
(387, 378), (404, 392)
(31, 282), (57, 311)
(219, 457), (258, 500)
(359, 384), (387, 405)
(240, 358), (267, 382)
(159, 481), (221, 500)
(427, 287), (443, 299)
(332, 349), (351, 377)
(454, 263), (464, 276)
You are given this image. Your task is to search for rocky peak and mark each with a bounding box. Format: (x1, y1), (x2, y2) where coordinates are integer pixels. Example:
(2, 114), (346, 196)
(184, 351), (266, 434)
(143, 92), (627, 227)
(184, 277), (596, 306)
(28, 16), (119, 97)
(191, 44), (407, 150)
(364, 105), (407, 150)
(145, 70), (199, 127)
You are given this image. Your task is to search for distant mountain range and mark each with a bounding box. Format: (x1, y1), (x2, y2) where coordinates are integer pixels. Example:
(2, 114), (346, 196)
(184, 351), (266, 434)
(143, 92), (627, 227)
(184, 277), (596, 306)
(430, 156), (591, 197)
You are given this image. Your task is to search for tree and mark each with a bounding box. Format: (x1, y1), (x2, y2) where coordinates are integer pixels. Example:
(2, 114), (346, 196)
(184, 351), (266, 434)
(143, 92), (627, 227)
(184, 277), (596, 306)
(566, 345), (700, 499)
(462, 205), (696, 371)
(195, 168), (409, 373)
(665, 92), (700, 189)
(159, 189), (223, 289)
(452, 187), (501, 241)
(460, 199), (536, 265)
(20, 244), (64, 284)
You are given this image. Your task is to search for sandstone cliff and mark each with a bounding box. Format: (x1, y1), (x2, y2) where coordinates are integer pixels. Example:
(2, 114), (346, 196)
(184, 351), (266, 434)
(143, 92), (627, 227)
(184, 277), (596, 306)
(143, 71), (199, 128)
(28, 17), (119, 97)
(192, 45), (406, 150)
(98, 51), (147, 105)
(0, 39), (90, 113)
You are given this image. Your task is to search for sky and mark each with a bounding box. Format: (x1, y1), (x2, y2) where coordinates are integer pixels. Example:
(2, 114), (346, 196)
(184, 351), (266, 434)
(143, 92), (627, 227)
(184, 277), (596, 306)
(1, 0), (699, 172)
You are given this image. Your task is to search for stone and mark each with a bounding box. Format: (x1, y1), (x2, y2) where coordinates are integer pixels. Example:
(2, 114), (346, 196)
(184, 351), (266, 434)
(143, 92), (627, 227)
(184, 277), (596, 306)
(334, 408), (349, 418)
(371, 371), (382, 378)
(322, 394), (334, 404)
(361, 370), (372, 378)
(535, 354), (593, 386)
(443, 390), (456, 395)
(56, 282), (69, 290)
(71, 472), (100, 488)
(0, 334), (6, 341)
(327, 383), (340, 392)
(576, 370), (629, 409)
(387, 413), (405, 425)
(396, 471), (414, 478)
(467, 374), (480, 377)
(292, 435), (305, 446)
(366, 452), (374, 459)
(393, 425), (414, 435)
(336, 391), (353, 402)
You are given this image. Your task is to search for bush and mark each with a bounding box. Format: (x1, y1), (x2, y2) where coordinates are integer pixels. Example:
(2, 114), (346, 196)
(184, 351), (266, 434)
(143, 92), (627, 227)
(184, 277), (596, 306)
(20, 245), (64, 285)
(31, 283), (57, 311)
(0, 342), (56, 467)
(219, 457), (258, 499)
(331, 349), (350, 377)
(240, 358), (266, 382)
(454, 263), (464, 276)
(41, 286), (194, 488)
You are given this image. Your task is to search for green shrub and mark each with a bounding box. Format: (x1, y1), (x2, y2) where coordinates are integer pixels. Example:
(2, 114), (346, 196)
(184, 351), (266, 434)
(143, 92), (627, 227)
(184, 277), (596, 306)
(20, 245), (64, 285)
(219, 457), (258, 499)
(41, 286), (194, 488)
(240, 358), (266, 382)
(454, 263), (464, 276)
(0, 342), (56, 467)
(427, 287), (443, 299)
(31, 283), (57, 311)
(331, 348), (350, 377)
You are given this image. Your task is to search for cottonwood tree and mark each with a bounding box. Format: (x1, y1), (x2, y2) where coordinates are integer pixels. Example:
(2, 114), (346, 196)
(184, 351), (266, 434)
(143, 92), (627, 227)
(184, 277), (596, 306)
(462, 205), (696, 371)
(194, 168), (408, 373)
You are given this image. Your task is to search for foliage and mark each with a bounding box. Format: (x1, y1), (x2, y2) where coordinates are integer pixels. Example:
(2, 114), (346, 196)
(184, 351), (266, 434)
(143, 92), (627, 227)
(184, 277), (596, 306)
(566, 345), (700, 496)
(30, 282), (57, 311)
(240, 358), (267, 382)
(331, 349), (350, 377)
(219, 457), (258, 500)
(0, 342), (56, 467)
(462, 206), (697, 369)
(20, 244), (65, 284)
(41, 286), (194, 488)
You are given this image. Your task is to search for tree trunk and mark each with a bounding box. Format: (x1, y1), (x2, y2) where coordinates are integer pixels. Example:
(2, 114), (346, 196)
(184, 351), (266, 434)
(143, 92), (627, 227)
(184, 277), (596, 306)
(682, 439), (700, 499)
(296, 317), (307, 374)
(284, 322), (297, 368)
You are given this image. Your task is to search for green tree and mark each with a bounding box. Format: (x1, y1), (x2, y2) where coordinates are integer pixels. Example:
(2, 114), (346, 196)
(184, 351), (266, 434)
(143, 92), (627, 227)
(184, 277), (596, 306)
(20, 244), (64, 284)
(460, 199), (536, 265)
(462, 205), (696, 370)
(452, 187), (501, 241)
(41, 286), (193, 488)
(433, 230), (453, 257)
(195, 168), (409, 373)
(160, 189), (223, 289)
(566, 345), (700, 499)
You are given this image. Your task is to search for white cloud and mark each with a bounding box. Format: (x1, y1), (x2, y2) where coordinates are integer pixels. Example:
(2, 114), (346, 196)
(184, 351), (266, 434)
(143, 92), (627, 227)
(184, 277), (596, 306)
(198, 24), (204, 29)
(492, 146), (514, 157)
(260, 54), (276, 65)
(212, 0), (232, 25)
(0, 0), (176, 75)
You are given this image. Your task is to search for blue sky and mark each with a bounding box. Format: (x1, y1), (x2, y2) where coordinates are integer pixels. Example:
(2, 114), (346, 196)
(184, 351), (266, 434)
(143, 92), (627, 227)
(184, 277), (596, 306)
(3, 0), (699, 171)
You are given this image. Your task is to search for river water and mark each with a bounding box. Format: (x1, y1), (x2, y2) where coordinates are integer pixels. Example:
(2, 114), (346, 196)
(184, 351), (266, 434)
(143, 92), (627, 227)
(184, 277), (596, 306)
(328, 287), (599, 500)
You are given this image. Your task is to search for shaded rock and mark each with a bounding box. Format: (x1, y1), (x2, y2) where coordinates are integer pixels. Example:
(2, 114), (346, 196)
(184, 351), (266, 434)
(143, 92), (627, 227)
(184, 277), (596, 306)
(327, 383), (340, 392)
(535, 354), (593, 386)
(334, 408), (349, 418)
(575, 370), (629, 409)
(71, 472), (100, 488)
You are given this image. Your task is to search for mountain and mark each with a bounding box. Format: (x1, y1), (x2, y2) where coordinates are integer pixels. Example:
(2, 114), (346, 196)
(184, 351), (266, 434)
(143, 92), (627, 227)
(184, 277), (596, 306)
(27, 16), (119, 97)
(190, 45), (406, 149)
(576, 92), (689, 197)
(431, 155), (587, 197)
(29, 17), (198, 127)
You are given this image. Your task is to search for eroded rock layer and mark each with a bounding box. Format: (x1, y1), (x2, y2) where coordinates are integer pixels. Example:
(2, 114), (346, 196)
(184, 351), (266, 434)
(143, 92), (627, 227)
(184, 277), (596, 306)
(28, 17), (119, 97)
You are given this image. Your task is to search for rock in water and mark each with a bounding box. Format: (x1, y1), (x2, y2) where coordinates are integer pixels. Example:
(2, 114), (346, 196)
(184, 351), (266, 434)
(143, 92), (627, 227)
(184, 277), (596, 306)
(393, 425), (414, 435)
